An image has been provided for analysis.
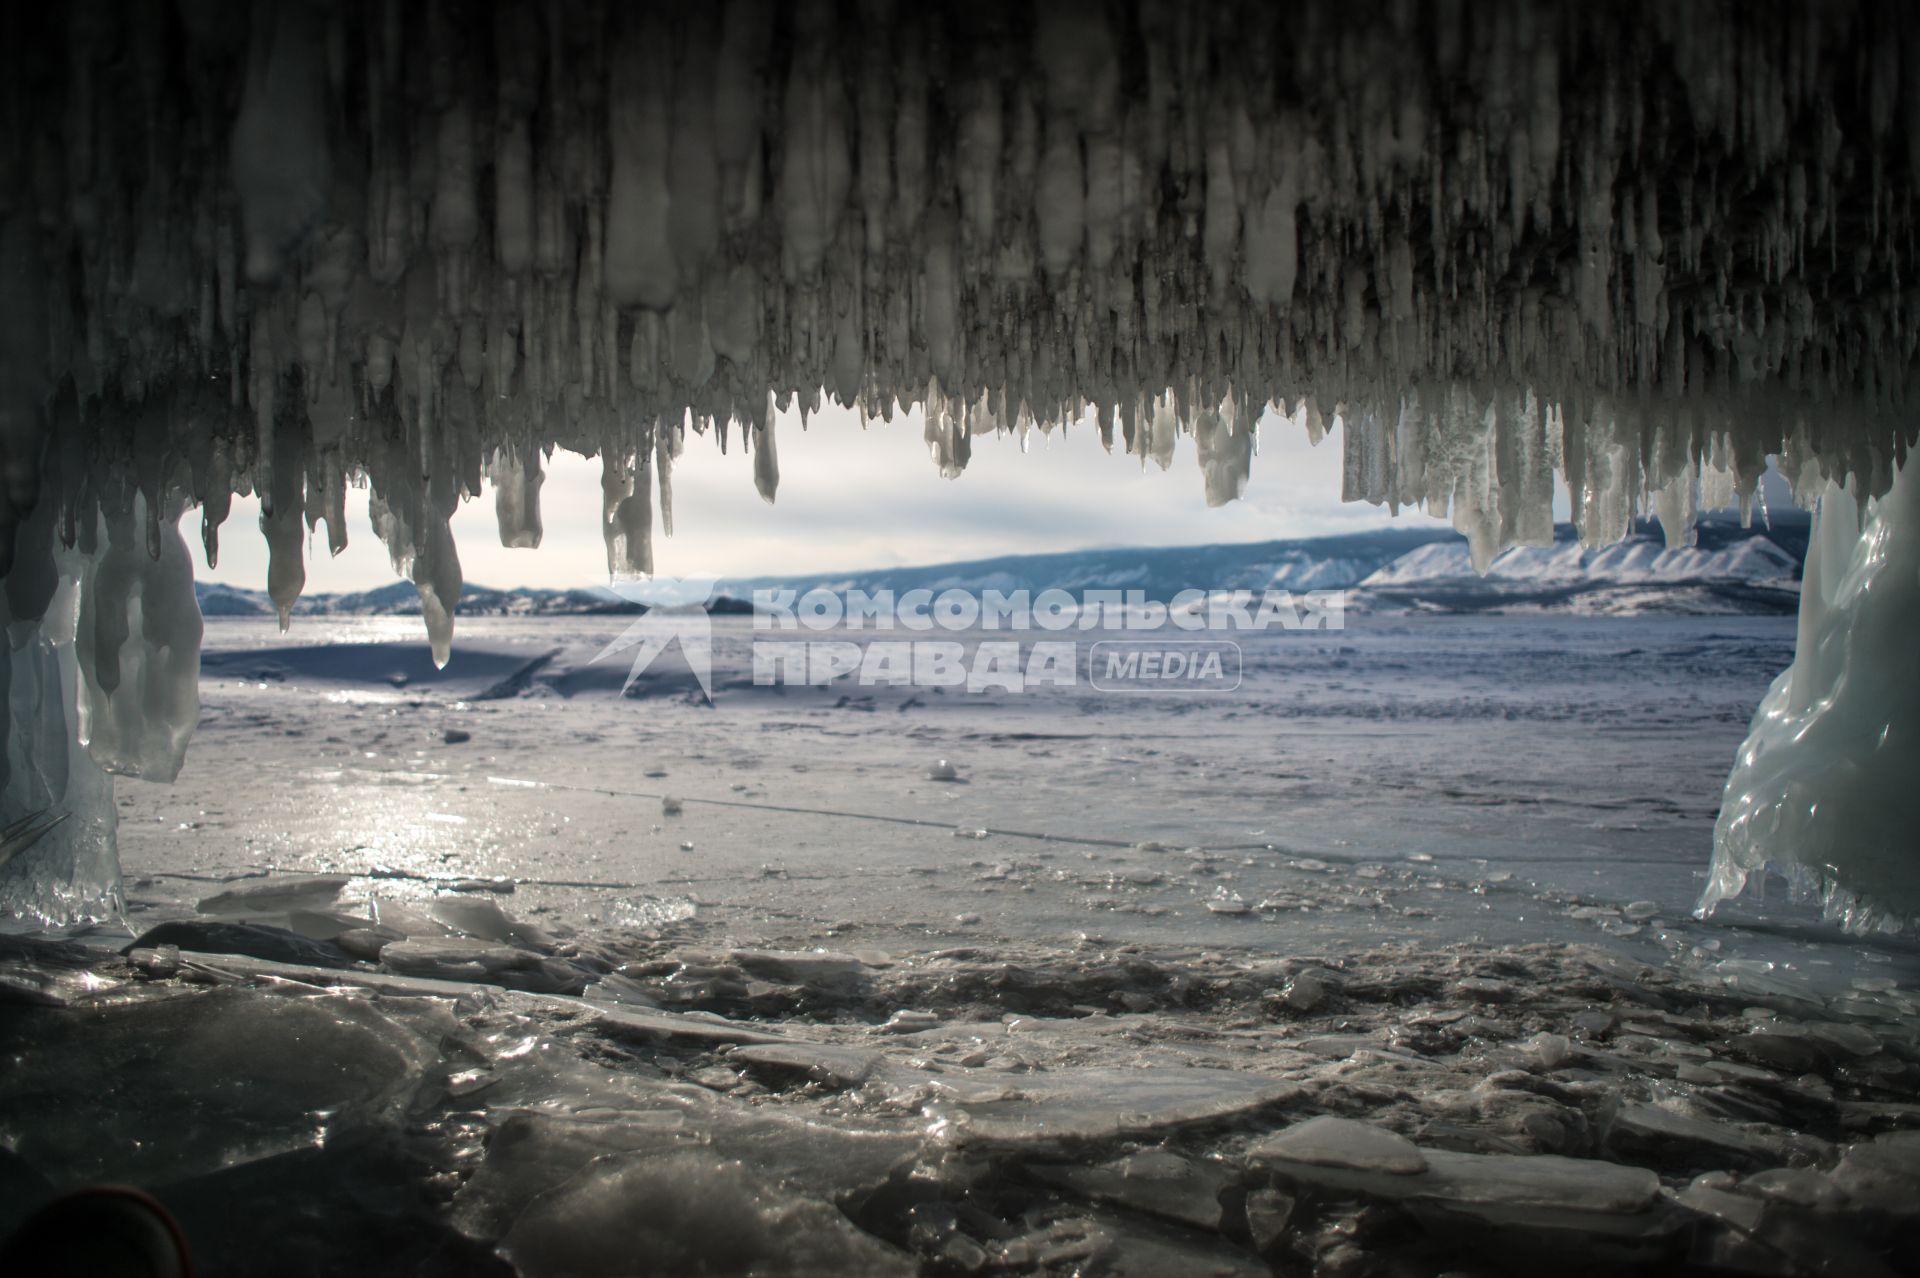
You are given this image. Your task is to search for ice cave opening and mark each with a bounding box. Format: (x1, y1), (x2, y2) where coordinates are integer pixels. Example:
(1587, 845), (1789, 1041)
(2, 3), (1920, 1276)
(1, 0), (1914, 931)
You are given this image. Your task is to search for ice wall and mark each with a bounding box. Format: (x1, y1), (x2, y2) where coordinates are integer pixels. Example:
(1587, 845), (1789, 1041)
(1699, 460), (1920, 931)
(1, 0), (1917, 922)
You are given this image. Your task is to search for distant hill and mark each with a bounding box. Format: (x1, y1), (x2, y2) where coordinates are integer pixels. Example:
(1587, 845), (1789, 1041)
(711, 512), (1806, 615)
(196, 511), (1809, 620)
(196, 579), (646, 618)
(710, 526), (1457, 602)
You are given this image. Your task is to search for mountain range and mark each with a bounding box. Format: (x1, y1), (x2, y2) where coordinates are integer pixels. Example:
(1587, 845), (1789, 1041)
(195, 510), (1810, 620)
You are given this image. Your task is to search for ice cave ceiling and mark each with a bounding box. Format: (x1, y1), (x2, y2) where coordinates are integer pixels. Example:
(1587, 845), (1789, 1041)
(0, 0), (1916, 926)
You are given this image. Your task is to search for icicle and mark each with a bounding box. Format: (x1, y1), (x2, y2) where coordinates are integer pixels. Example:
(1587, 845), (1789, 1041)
(490, 447), (544, 550)
(1194, 403), (1254, 507)
(66, 496), (202, 783)
(753, 418), (780, 503)
(600, 451), (653, 580)
(412, 508), (463, 671)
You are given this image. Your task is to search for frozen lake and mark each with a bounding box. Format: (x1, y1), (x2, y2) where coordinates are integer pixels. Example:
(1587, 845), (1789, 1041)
(113, 611), (1886, 972)
(10, 610), (1918, 1277)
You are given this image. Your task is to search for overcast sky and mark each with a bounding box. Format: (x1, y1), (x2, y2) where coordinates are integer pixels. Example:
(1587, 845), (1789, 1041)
(194, 404), (1461, 592)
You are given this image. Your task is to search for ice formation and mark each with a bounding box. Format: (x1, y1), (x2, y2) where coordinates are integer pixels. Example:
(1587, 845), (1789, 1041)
(1, 1), (1917, 921)
(1700, 459), (1920, 931)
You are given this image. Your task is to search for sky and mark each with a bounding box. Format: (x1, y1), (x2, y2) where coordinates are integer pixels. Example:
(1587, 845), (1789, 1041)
(193, 403), (1459, 592)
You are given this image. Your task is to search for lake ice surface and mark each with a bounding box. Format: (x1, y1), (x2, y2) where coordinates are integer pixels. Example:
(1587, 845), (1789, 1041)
(5, 612), (1916, 1277)
(115, 613), (1831, 956)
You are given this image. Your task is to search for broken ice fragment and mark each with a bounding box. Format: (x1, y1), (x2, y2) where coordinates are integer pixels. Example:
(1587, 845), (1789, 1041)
(1278, 972), (1331, 1013)
(333, 925), (405, 962)
(1247, 1116), (1429, 1176)
(727, 1043), (880, 1090)
(1245, 1188), (1296, 1253)
(124, 920), (355, 969)
(1031, 1150), (1233, 1232)
(1603, 1101), (1796, 1171)
(1530, 1033), (1574, 1069)
(367, 897), (458, 939)
(498, 1150), (912, 1277)
(195, 874), (350, 915)
(1831, 1133), (1920, 1217)
(725, 949), (867, 985)
(933, 1068), (1301, 1148)
(1571, 1010), (1615, 1037)
(0, 988), (426, 1187)
(1254, 1130), (1667, 1238)
(426, 895), (552, 949)
(379, 938), (583, 995)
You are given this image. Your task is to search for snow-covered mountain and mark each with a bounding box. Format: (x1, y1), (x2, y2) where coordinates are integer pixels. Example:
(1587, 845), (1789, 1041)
(1352, 513), (1807, 614)
(196, 513), (1808, 620)
(715, 513), (1806, 615)
(1363, 527), (1801, 588)
(710, 527), (1451, 603)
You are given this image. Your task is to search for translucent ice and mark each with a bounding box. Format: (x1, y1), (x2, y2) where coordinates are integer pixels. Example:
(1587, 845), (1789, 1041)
(0, 988), (429, 1188)
(1700, 459), (1920, 930)
(497, 1149), (911, 1277)
(0, 583), (120, 926)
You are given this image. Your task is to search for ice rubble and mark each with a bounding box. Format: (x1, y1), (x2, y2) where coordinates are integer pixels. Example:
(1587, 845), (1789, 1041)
(2, 0), (1919, 922)
(5, 913), (1920, 1275)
